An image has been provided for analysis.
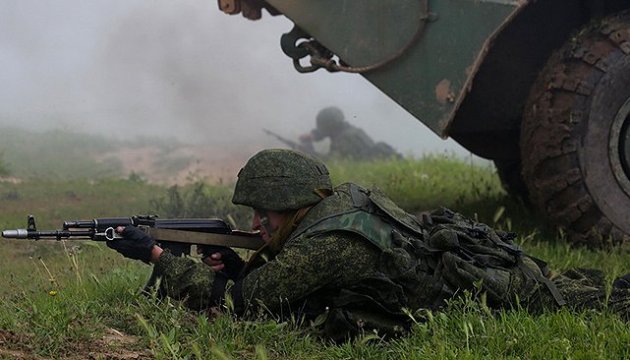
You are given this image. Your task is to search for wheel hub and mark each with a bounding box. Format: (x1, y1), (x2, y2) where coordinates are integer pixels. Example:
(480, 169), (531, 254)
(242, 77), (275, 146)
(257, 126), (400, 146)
(610, 97), (630, 196)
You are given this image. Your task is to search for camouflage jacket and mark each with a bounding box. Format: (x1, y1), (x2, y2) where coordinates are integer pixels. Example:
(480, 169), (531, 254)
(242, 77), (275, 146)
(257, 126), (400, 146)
(153, 183), (628, 339)
(154, 183), (412, 339)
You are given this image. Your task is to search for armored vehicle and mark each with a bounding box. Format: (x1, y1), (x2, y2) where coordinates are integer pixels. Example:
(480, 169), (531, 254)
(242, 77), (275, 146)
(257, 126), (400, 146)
(218, 0), (630, 249)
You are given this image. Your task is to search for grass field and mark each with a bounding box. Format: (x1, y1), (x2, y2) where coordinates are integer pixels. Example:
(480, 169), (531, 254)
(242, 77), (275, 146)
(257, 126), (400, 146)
(1, 151), (629, 359)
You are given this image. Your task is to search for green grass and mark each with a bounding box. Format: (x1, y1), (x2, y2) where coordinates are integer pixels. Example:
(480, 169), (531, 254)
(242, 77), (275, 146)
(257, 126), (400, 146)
(0, 155), (629, 359)
(328, 155), (502, 212)
(0, 178), (163, 229)
(0, 151), (9, 176)
(0, 127), (122, 179)
(0, 126), (187, 180)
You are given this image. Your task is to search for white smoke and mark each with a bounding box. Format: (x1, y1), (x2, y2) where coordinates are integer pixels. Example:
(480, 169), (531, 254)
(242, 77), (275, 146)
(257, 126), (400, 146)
(0, 0), (474, 158)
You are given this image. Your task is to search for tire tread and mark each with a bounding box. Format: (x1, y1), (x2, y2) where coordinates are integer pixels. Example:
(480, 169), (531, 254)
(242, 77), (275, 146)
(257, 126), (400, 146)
(521, 11), (630, 248)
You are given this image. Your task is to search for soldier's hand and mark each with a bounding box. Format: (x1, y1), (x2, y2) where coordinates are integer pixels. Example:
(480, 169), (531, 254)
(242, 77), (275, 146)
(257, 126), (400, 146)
(106, 225), (157, 264)
(199, 245), (245, 280)
(198, 245), (226, 271)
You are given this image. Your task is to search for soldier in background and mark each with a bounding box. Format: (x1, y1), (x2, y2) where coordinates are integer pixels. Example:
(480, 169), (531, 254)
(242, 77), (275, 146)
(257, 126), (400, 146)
(299, 106), (402, 161)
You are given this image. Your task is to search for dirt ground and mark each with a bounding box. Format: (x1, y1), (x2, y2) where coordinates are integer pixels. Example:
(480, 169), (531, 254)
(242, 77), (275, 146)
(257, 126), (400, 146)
(0, 328), (151, 360)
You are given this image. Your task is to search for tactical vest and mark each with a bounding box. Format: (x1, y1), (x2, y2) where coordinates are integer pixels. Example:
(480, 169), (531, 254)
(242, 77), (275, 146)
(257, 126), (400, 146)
(291, 182), (424, 249)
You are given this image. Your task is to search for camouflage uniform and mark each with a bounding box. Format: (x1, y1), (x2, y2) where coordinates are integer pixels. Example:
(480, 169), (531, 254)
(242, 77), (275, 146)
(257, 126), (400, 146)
(150, 148), (630, 340)
(153, 180), (630, 340)
(307, 107), (401, 161)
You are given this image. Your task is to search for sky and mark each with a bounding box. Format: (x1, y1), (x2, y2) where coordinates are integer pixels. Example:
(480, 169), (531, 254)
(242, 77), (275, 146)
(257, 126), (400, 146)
(0, 0), (476, 158)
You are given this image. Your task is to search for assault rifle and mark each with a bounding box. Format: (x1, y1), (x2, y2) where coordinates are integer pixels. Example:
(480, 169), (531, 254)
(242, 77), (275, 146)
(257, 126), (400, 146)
(263, 128), (316, 155)
(2, 215), (264, 251)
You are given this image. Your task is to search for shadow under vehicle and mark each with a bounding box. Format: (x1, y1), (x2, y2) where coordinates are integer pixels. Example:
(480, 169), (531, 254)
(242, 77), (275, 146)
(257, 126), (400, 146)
(218, 0), (630, 249)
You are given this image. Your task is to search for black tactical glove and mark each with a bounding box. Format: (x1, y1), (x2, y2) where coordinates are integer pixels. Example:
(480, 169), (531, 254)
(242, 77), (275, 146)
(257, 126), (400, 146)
(200, 245), (245, 280)
(106, 226), (156, 264)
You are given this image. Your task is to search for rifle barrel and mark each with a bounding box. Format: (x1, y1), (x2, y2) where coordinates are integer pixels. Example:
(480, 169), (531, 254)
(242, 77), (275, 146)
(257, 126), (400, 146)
(2, 229), (94, 240)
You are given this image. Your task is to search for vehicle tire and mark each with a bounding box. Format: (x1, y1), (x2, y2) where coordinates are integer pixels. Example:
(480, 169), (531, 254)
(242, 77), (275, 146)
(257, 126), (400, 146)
(521, 10), (630, 249)
(493, 159), (529, 201)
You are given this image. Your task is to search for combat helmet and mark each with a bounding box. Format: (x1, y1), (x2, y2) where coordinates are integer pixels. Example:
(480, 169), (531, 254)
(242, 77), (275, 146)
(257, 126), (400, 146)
(232, 149), (332, 211)
(315, 106), (346, 135)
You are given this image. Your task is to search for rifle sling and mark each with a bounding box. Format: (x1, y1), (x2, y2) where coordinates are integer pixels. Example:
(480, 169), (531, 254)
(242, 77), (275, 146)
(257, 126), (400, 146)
(145, 228), (264, 250)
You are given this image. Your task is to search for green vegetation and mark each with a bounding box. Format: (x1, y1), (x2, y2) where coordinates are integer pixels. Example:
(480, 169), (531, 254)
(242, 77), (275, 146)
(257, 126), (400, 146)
(150, 182), (252, 229)
(329, 155), (504, 212)
(0, 151), (9, 176)
(0, 154), (629, 359)
(0, 126), (186, 180)
(0, 127), (122, 179)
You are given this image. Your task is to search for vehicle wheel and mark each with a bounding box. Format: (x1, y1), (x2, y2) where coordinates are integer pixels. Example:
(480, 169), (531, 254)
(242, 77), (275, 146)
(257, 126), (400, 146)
(493, 159), (529, 201)
(521, 10), (630, 248)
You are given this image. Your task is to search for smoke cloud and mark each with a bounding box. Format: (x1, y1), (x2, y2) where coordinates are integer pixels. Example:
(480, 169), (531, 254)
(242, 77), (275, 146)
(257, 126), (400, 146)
(0, 0), (474, 158)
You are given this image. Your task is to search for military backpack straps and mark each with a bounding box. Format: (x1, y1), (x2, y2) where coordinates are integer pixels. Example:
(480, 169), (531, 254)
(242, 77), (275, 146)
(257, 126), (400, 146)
(421, 208), (566, 307)
(291, 183), (426, 249)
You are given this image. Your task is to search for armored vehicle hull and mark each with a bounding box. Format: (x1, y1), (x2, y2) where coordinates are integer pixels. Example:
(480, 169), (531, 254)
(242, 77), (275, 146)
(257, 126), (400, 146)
(219, 0), (630, 249)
